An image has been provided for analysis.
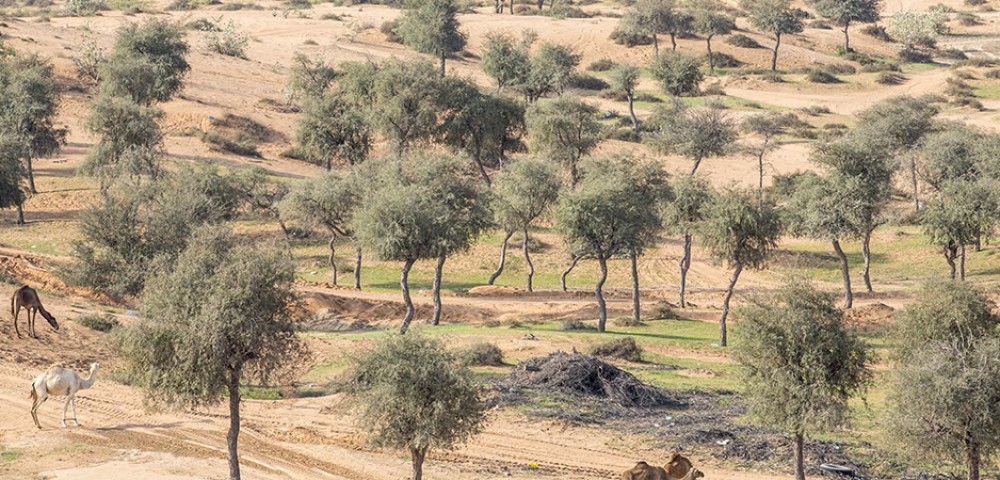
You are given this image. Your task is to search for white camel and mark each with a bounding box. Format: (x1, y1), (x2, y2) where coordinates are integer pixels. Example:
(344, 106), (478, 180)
(30, 362), (99, 429)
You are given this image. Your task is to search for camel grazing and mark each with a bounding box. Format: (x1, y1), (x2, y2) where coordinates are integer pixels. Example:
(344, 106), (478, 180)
(30, 362), (99, 429)
(622, 453), (705, 480)
(11, 285), (58, 338)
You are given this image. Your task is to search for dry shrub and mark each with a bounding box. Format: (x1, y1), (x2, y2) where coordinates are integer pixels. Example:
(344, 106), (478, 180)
(589, 337), (643, 362)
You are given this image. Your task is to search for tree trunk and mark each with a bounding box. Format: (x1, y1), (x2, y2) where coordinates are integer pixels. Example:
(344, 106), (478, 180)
(440, 53), (446, 77)
(410, 447), (426, 480)
(15, 203), (25, 225)
(757, 151), (765, 207)
(945, 245), (957, 281)
(690, 155), (703, 176)
(652, 33), (660, 58)
(561, 255), (582, 292)
(706, 37), (715, 74)
(489, 229), (515, 285)
(627, 94), (638, 131)
(596, 256), (608, 333)
(771, 32), (781, 72)
(842, 22), (850, 52)
(975, 233), (981, 252)
(911, 156), (920, 211)
(960, 243), (966, 281)
(679, 233), (692, 308)
(669, 33), (677, 52)
(523, 226), (535, 292)
(399, 258), (417, 334)
(432, 253), (446, 325)
(354, 245), (362, 289)
(862, 228), (874, 293)
(26, 157), (36, 194)
(967, 438), (981, 480)
(328, 237), (338, 286)
(226, 369), (243, 480)
(474, 153), (492, 188)
(631, 249), (640, 323)
(832, 239), (853, 309)
(509, 0), (514, 14)
(325, 156), (332, 171)
(570, 161), (579, 189)
(719, 260), (743, 347)
(793, 432), (805, 480)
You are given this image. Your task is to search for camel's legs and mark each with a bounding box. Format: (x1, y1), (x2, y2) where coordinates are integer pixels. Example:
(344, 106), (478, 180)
(29, 308), (36, 338)
(70, 396), (79, 426)
(31, 389), (46, 429)
(13, 304), (20, 338)
(61, 395), (70, 427)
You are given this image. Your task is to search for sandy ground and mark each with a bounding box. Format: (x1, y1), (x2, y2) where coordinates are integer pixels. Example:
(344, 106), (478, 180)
(0, 0), (997, 477)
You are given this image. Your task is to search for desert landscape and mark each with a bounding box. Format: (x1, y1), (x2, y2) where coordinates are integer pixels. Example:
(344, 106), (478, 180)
(0, 0), (999, 477)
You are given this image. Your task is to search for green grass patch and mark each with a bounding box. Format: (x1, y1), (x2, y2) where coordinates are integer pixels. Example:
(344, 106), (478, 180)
(0, 450), (21, 462)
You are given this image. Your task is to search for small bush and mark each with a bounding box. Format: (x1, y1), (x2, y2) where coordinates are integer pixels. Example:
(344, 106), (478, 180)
(759, 72), (784, 83)
(807, 19), (832, 29)
(823, 122), (848, 130)
(200, 131), (259, 156)
(707, 52), (741, 68)
(825, 63), (857, 75)
(320, 12), (342, 20)
(860, 60), (901, 72)
(613, 316), (646, 327)
(76, 314), (120, 332)
(939, 48), (968, 60)
(800, 104), (832, 115)
(954, 97), (984, 110)
(651, 52), (704, 96)
(954, 70), (976, 79)
(380, 19), (402, 43)
(945, 77), (974, 98)
(609, 27), (651, 47)
(985, 68), (1000, 79)
(72, 37), (104, 86)
(483, 319), (501, 328)
(956, 12), (981, 25)
(651, 301), (679, 320)
(702, 82), (726, 96)
(589, 337), (643, 362)
(65, 0), (106, 14)
(806, 69), (840, 83)
(568, 73), (610, 90)
(559, 319), (596, 331)
(899, 48), (933, 63)
(726, 34), (761, 48)
(877, 71), (906, 84)
(860, 24), (892, 42)
(217, 2), (262, 9)
(965, 0), (986, 5)
(187, 18), (220, 31)
(792, 126), (819, 139)
(928, 3), (955, 12)
(456, 342), (505, 366)
(205, 20), (249, 58)
(587, 58), (617, 72)
(609, 127), (642, 142)
(953, 57), (998, 68)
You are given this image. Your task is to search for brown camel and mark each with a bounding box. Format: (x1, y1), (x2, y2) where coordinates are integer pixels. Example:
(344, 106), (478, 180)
(622, 453), (705, 480)
(11, 285), (58, 338)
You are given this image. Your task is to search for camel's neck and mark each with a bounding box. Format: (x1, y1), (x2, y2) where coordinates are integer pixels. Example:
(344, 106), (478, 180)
(80, 368), (98, 390)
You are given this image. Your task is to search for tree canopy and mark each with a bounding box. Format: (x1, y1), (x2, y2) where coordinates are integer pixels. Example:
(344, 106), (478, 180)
(527, 98), (602, 188)
(397, 0), (467, 76)
(742, 0), (803, 71)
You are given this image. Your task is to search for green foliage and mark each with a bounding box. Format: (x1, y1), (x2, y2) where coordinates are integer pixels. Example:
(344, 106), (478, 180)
(650, 52), (703, 96)
(587, 58), (617, 71)
(353, 153), (492, 262)
(662, 174), (714, 236)
(82, 93), (164, 181)
(0, 135), (27, 215)
(921, 179), (998, 255)
(480, 30), (532, 92)
(743, 0), (804, 36)
(806, 68), (839, 83)
(887, 11), (945, 49)
(103, 19), (190, 105)
(589, 337), (643, 362)
(917, 124), (985, 191)
(645, 101), (736, 173)
(437, 79), (526, 181)
(888, 283), (1000, 480)
(284, 53), (336, 104)
(65, 0), (106, 15)
(520, 42), (581, 102)
(295, 92), (370, 169)
(205, 20), (249, 59)
(860, 23), (892, 41)
(699, 188), (782, 269)
(555, 155), (669, 259)
(347, 332), (487, 479)
(493, 157), (560, 232)
(807, 0), (879, 36)
(70, 166), (246, 297)
(726, 33), (762, 48)
(455, 342), (505, 366)
(526, 98), (602, 187)
(734, 279), (870, 473)
(396, 0), (466, 71)
(280, 171), (358, 237)
(608, 64), (640, 100)
(651, 300), (680, 320)
(75, 314), (120, 332)
(856, 95), (939, 149)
